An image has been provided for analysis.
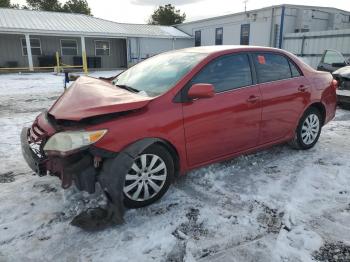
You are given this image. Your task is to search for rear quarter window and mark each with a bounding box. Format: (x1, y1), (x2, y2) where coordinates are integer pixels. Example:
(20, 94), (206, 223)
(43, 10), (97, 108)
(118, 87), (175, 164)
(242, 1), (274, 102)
(289, 60), (302, 78)
(252, 53), (292, 83)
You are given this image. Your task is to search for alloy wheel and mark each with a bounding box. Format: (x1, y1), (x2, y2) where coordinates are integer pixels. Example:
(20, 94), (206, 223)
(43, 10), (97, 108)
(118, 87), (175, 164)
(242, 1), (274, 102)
(301, 113), (320, 145)
(123, 154), (167, 202)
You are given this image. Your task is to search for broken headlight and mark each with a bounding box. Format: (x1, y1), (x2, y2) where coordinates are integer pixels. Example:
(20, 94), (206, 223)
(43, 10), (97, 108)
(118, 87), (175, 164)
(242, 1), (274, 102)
(43, 130), (107, 155)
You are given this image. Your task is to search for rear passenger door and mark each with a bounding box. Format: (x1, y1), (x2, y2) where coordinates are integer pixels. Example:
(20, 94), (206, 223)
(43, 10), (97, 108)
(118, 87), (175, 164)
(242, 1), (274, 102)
(251, 52), (310, 145)
(182, 53), (262, 167)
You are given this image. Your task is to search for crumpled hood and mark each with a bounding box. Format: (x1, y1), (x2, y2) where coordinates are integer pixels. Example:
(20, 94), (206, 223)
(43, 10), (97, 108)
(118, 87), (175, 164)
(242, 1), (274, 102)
(49, 76), (152, 121)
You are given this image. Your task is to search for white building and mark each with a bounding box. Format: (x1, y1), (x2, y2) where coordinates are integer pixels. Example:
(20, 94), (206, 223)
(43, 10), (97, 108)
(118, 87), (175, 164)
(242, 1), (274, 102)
(175, 4), (350, 49)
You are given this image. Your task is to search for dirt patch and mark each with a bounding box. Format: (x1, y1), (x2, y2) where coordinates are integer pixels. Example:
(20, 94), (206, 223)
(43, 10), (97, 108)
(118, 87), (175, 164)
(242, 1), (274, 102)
(165, 241), (186, 262)
(313, 242), (350, 261)
(38, 236), (51, 241)
(315, 159), (344, 167)
(0, 171), (15, 183)
(172, 208), (209, 241)
(315, 158), (328, 166)
(264, 166), (281, 175)
(150, 203), (179, 215)
(33, 183), (58, 193)
(255, 201), (284, 234)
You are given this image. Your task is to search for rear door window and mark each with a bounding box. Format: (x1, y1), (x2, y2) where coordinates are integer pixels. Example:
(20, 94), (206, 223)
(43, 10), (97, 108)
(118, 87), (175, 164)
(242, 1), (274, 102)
(252, 53), (292, 83)
(190, 53), (252, 93)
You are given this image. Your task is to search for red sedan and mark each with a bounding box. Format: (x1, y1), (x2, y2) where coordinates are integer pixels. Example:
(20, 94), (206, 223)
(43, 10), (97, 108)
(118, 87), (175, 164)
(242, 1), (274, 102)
(21, 46), (337, 228)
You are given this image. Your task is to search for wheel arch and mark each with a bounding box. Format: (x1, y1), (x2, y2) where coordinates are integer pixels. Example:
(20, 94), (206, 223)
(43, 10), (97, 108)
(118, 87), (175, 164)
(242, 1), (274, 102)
(120, 137), (181, 177)
(307, 102), (326, 126)
(153, 140), (180, 177)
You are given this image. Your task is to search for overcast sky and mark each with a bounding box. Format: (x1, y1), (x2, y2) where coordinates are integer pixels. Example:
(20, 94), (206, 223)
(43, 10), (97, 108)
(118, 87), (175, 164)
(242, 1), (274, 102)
(12, 0), (350, 24)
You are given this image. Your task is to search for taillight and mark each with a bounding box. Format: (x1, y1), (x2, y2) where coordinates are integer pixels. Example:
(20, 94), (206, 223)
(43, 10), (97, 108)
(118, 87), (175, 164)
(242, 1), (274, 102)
(332, 79), (338, 90)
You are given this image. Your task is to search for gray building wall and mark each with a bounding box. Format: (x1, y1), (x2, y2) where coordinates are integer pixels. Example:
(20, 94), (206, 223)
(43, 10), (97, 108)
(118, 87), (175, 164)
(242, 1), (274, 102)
(85, 37), (127, 68)
(0, 34), (127, 69)
(0, 33), (29, 67)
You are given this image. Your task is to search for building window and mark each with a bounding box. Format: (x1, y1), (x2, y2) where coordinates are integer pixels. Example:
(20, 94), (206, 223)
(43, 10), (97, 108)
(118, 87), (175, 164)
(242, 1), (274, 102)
(60, 39), (78, 55)
(95, 40), (110, 56)
(240, 24), (250, 45)
(215, 27), (223, 45)
(21, 38), (42, 56)
(195, 30), (201, 47)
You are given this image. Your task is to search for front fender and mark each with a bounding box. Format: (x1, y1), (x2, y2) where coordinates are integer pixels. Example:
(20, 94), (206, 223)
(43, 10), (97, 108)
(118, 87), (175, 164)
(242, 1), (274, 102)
(97, 138), (163, 220)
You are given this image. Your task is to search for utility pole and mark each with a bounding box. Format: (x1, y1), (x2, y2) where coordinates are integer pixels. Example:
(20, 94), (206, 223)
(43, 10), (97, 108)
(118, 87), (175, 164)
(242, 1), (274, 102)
(243, 0), (248, 12)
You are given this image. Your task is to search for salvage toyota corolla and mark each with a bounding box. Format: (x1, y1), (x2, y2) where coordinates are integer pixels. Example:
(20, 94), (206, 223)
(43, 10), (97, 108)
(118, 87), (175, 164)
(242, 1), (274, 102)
(21, 46), (337, 229)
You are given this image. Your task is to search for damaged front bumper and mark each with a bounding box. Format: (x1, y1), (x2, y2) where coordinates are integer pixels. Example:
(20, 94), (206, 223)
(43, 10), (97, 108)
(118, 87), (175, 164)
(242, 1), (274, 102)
(21, 125), (127, 229)
(20, 125), (101, 193)
(21, 117), (163, 229)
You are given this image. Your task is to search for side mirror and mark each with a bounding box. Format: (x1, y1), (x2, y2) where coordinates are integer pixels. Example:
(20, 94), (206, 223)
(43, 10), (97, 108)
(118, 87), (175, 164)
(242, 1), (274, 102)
(188, 83), (215, 100)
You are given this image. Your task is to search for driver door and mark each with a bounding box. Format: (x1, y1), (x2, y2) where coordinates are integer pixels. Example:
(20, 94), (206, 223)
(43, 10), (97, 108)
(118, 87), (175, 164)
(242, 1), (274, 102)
(182, 53), (262, 167)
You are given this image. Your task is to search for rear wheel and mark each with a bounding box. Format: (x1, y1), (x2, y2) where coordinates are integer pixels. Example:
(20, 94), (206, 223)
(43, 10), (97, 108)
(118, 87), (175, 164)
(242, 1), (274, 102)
(289, 107), (322, 150)
(123, 144), (174, 208)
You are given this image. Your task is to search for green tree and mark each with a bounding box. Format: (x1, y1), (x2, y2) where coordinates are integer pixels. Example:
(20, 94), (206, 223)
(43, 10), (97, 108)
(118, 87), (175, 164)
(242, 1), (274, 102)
(26, 0), (92, 14)
(0, 0), (11, 7)
(63, 0), (91, 15)
(0, 0), (23, 8)
(148, 4), (186, 25)
(26, 0), (62, 12)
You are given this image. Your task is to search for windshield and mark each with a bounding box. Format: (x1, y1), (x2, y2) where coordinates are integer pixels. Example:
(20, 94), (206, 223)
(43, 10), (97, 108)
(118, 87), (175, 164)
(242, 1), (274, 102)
(113, 51), (207, 97)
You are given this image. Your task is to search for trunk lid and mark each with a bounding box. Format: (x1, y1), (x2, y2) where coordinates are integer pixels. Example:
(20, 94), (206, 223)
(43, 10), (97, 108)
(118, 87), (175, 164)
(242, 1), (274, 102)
(49, 76), (152, 121)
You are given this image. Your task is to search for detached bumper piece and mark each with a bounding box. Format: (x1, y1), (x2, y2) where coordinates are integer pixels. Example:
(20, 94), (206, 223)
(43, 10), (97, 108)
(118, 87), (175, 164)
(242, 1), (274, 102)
(70, 202), (124, 231)
(21, 127), (47, 176)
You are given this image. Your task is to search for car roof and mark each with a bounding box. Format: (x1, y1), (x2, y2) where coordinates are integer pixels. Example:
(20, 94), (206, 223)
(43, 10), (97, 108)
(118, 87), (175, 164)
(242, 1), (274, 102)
(179, 45), (284, 54)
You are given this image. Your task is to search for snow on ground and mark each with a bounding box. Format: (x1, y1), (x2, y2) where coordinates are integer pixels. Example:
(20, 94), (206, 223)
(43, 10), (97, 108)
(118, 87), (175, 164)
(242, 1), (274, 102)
(0, 72), (350, 262)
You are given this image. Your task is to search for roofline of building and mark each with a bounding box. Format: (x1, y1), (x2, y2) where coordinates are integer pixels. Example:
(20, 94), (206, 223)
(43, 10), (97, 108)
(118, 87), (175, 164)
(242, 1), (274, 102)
(0, 7), (185, 28)
(0, 28), (192, 39)
(0, 7), (192, 39)
(176, 4), (350, 26)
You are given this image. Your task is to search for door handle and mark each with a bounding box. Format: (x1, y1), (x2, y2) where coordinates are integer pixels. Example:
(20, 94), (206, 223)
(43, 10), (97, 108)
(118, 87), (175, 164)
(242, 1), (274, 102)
(298, 85), (307, 92)
(247, 95), (259, 103)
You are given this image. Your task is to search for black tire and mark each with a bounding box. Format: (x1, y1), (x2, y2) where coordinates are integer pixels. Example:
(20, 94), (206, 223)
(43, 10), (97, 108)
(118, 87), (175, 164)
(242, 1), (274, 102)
(123, 144), (174, 208)
(289, 107), (323, 150)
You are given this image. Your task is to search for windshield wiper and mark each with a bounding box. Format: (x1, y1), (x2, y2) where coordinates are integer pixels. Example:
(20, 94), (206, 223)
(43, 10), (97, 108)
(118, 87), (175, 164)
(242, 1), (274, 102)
(115, 84), (139, 93)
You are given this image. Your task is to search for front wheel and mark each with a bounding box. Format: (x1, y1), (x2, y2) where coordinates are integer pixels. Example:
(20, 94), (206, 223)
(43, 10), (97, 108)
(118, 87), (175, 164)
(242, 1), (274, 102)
(123, 144), (174, 208)
(289, 107), (322, 150)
